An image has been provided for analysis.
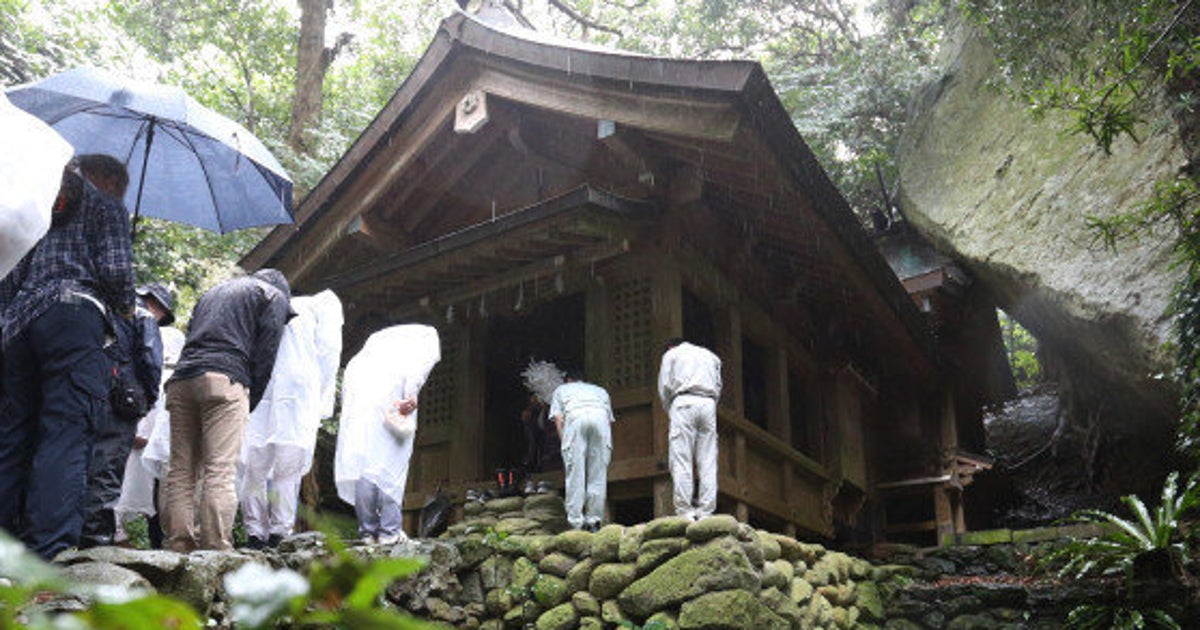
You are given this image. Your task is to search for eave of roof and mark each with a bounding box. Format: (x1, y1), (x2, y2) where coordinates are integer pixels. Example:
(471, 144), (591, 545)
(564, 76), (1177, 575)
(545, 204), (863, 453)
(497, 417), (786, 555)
(242, 10), (940, 369)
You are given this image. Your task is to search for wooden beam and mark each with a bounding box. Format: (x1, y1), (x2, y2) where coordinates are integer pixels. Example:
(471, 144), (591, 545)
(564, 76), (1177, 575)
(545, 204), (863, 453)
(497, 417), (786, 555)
(473, 65), (740, 142)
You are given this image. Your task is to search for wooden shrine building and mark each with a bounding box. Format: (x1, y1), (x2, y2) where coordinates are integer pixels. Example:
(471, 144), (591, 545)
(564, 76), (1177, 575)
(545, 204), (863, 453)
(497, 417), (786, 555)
(244, 11), (982, 543)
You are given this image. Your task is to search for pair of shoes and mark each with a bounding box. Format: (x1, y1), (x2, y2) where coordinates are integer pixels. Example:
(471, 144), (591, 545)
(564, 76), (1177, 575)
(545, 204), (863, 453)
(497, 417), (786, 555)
(243, 536), (267, 550)
(267, 534), (284, 548)
(376, 533), (407, 545)
(535, 480), (554, 494)
(360, 535), (377, 546)
(466, 488), (487, 503)
(523, 480), (537, 495)
(585, 522), (601, 533)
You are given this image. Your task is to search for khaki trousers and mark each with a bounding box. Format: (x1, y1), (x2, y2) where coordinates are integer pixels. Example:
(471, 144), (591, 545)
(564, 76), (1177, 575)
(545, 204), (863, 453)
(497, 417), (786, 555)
(163, 372), (249, 552)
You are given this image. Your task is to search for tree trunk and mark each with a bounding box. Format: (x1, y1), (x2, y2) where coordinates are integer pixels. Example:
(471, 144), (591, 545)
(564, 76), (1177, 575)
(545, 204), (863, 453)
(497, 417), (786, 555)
(288, 0), (329, 154)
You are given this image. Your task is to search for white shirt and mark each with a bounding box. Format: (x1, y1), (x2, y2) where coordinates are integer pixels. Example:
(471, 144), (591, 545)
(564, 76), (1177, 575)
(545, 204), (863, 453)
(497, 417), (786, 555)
(550, 381), (614, 423)
(658, 342), (722, 409)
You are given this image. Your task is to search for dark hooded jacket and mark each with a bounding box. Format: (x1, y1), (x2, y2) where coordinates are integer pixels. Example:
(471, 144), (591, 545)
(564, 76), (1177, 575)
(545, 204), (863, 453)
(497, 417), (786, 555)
(170, 269), (294, 408)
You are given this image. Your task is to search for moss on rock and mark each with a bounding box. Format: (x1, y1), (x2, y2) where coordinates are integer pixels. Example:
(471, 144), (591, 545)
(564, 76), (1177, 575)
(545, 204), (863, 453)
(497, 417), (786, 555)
(642, 516), (692, 540)
(637, 537), (688, 575)
(538, 552), (577, 578)
(532, 573), (569, 608)
(684, 514), (740, 543)
(677, 589), (789, 629)
(554, 530), (594, 557)
(565, 557), (597, 594)
(618, 537), (761, 619)
(572, 590), (600, 616)
(535, 602), (577, 630)
(511, 556), (538, 591)
(619, 525), (644, 563)
(590, 562), (639, 600)
(591, 524), (623, 562)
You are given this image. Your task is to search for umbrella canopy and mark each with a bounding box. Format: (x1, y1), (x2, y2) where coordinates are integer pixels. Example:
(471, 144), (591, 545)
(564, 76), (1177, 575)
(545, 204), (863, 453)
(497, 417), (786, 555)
(5, 67), (293, 233)
(0, 91), (74, 277)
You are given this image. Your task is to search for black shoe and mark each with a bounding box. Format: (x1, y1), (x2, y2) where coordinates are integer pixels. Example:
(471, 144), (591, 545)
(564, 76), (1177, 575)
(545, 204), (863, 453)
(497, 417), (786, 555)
(267, 534), (283, 548)
(243, 536), (266, 550)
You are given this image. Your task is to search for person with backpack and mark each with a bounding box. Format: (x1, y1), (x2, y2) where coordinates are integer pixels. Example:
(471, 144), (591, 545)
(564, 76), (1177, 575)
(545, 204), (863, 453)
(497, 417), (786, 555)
(0, 163), (135, 559)
(80, 282), (172, 548)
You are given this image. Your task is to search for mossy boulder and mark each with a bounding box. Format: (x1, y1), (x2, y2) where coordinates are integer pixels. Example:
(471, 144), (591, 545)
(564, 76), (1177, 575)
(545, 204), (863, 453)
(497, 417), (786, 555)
(772, 534), (806, 562)
(646, 609), (680, 629)
(601, 599), (630, 626)
(484, 587), (514, 616)
(511, 556), (539, 591)
(591, 524), (623, 562)
(538, 552), (577, 577)
(565, 557), (597, 594)
(590, 562), (639, 600)
(790, 577), (814, 604)
(618, 537), (761, 619)
(758, 531), (782, 562)
(759, 586), (803, 627)
(579, 617), (603, 630)
(501, 534), (553, 561)
(677, 589), (789, 629)
(485, 496), (525, 514)
(761, 559), (792, 591)
(857, 581), (885, 621)
(684, 514), (739, 543)
(803, 592), (834, 627)
(637, 537), (688, 575)
(619, 525), (644, 563)
(572, 591), (601, 616)
(535, 602), (578, 630)
(456, 534), (494, 568)
(554, 530), (594, 557)
(479, 554), (513, 590)
(642, 516), (692, 540)
(532, 574), (569, 608)
(493, 517), (543, 536)
(740, 538), (765, 567)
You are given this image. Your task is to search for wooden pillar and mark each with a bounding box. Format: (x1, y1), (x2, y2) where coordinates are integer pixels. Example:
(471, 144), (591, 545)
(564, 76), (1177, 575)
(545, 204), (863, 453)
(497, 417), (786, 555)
(934, 486), (955, 546)
(649, 258), (682, 518)
(455, 319), (488, 482)
(585, 278), (612, 386)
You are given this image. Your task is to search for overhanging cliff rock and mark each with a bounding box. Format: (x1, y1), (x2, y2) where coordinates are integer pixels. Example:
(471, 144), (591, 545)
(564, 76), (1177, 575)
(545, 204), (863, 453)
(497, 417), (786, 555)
(896, 28), (1189, 488)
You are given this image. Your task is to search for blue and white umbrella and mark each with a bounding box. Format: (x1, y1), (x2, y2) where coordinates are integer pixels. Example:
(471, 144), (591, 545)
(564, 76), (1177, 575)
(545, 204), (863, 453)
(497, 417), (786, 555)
(5, 67), (293, 233)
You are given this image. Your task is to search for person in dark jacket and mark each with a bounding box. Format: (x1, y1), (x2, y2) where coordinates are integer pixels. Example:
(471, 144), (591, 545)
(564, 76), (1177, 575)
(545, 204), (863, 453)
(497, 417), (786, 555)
(163, 269), (294, 552)
(0, 166), (135, 559)
(80, 283), (170, 548)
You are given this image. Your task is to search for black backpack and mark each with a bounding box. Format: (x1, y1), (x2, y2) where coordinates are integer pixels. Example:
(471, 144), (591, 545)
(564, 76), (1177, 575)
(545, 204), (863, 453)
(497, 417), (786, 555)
(106, 314), (163, 422)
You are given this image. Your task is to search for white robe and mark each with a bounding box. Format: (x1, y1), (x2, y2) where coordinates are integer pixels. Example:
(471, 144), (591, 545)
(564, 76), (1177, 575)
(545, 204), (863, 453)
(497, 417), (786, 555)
(335, 324), (440, 509)
(0, 92), (73, 278)
(239, 290), (344, 485)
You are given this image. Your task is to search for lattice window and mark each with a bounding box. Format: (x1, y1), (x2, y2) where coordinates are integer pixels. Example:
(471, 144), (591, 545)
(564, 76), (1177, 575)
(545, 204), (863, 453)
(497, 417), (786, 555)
(611, 276), (653, 389)
(421, 328), (458, 427)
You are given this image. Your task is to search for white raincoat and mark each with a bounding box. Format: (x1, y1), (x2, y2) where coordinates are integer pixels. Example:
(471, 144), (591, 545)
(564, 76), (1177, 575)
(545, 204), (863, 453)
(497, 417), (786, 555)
(0, 92), (73, 278)
(239, 290), (343, 485)
(141, 327), (187, 480)
(335, 324), (440, 509)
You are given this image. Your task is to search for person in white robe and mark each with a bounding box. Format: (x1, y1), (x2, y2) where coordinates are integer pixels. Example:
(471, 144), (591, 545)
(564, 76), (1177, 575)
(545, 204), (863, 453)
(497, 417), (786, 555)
(335, 324), (439, 545)
(238, 289), (343, 548)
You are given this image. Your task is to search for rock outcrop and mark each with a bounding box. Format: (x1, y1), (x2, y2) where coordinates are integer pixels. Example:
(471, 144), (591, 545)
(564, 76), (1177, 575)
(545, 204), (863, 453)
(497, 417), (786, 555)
(897, 25), (1190, 490)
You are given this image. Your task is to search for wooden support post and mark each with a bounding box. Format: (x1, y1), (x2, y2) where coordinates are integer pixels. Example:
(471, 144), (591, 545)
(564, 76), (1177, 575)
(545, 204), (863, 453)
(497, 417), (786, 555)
(736, 501), (749, 523)
(934, 485), (955, 546)
(648, 256), (682, 518)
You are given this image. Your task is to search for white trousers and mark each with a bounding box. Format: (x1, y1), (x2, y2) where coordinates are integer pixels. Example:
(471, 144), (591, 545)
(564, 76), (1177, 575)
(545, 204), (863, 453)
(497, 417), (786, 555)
(668, 394), (718, 519)
(560, 410), (612, 529)
(240, 444), (306, 540)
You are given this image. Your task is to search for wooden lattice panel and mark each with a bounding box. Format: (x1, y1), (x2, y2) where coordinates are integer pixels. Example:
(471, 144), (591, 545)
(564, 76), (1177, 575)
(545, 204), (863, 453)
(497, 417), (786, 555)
(611, 276), (653, 389)
(421, 328), (458, 427)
